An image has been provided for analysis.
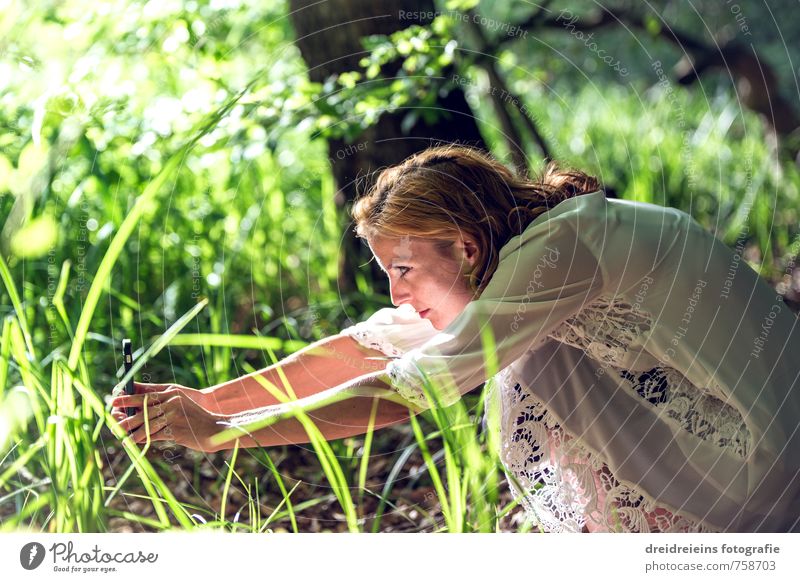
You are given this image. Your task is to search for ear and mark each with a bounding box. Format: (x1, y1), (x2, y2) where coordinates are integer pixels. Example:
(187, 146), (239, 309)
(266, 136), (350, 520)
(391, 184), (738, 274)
(457, 236), (479, 270)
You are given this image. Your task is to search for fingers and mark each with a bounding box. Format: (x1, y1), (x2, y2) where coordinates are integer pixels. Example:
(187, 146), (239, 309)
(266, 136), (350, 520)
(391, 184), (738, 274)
(109, 389), (182, 445)
(128, 413), (171, 444)
(119, 407), (167, 432)
(111, 391), (174, 411)
(133, 381), (173, 394)
(110, 382), (172, 415)
(110, 382), (171, 404)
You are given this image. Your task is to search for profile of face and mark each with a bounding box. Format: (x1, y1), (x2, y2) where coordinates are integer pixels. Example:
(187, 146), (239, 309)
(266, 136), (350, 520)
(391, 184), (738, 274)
(366, 233), (479, 330)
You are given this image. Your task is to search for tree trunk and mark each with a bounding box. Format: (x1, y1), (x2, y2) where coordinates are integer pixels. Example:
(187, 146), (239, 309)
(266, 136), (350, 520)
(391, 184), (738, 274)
(288, 0), (486, 294)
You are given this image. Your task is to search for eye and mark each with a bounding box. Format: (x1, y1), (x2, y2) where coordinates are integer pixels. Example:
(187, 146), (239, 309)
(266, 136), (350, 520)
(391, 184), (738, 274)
(395, 266), (411, 278)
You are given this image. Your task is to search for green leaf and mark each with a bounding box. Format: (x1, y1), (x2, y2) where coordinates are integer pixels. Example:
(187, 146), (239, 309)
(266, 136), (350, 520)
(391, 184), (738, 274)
(445, 0), (479, 10)
(9, 215), (58, 258)
(11, 141), (49, 197)
(396, 39), (413, 56)
(645, 15), (661, 35)
(0, 155), (13, 193)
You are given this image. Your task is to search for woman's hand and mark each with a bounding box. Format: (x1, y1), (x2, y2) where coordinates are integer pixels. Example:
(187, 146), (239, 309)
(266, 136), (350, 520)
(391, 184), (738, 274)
(110, 387), (230, 453)
(110, 382), (210, 424)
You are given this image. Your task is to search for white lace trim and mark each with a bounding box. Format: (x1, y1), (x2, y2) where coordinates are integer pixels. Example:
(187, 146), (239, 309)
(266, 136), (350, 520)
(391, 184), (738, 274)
(498, 291), (752, 532)
(344, 325), (438, 408)
(618, 366), (751, 458)
(385, 359), (429, 408)
(547, 293), (652, 365)
(385, 357), (463, 409)
(345, 327), (404, 358)
(547, 291), (750, 457)
(496, 368), (723, 533)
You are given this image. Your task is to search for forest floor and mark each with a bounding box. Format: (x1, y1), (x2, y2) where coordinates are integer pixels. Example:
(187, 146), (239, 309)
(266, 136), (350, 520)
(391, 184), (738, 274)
(101, 422), (531, 533)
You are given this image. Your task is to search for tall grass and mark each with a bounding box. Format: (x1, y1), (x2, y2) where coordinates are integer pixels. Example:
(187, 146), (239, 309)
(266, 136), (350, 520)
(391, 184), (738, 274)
(0, 112), (515, 533)
(205, 325), (517, 533)
(2, 16), (798, 533)
(0, 84), (285, 532)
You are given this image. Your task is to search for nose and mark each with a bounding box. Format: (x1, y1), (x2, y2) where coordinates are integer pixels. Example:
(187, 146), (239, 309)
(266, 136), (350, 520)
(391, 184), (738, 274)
(389, 279), (411, 308)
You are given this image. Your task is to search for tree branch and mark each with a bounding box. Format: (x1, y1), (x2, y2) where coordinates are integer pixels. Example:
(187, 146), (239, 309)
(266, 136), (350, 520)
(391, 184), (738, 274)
(463, 10), (552, 166)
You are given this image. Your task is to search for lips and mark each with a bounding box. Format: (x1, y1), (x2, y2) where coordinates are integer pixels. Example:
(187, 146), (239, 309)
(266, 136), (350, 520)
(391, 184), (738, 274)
(418, 309), (431, 319)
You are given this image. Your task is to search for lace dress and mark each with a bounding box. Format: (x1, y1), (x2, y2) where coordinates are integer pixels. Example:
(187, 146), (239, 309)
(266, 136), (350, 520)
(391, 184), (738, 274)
(341, 190), (800, 532)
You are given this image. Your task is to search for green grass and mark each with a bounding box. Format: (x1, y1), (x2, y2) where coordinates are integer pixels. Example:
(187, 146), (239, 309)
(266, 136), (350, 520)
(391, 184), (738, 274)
(2, 3), (798, 533)
(3, 84), (798, 532)
(0, 90), (517, 530)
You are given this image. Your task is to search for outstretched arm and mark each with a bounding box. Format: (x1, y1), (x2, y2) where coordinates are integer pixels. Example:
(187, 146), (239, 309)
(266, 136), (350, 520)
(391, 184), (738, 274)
(111, 369), (420, 452)
(199, 333), (390, 414)
(211, 370), (416, 450)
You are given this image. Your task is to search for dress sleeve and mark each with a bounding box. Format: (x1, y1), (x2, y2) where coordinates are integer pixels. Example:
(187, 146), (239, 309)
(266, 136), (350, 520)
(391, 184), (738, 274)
(340, 303), (440, 357)
(385, 219), (606, 409)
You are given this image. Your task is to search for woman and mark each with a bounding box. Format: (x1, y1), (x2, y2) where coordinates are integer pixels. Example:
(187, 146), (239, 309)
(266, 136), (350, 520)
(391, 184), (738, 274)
(111, 145), (800, 532)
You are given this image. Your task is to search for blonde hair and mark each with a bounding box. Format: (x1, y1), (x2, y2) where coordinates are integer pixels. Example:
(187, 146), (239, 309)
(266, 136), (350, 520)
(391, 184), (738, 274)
(352, 145), (600, 296)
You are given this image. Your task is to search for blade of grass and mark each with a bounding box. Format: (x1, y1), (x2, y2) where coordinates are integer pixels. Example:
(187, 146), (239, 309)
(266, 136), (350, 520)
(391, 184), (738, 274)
(0, 316), (12, 397)
(67, 80), (256, 373)
(258, 450), (298, 533)
(113, 298), (209, 394)
(227, 357), (360, 531)
(260, 480), (301, 531)
(370, 440), (417, 532)
(166, 333), (305, 353)
(219, 439), (239, 520)
(0, 251), (36, 358)
(356, 396), (379, 499)
(408, 413), (451, 529)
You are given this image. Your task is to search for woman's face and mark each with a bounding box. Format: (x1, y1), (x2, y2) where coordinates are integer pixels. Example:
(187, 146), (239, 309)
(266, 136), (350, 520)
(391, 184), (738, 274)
(366, 233), (478, 330)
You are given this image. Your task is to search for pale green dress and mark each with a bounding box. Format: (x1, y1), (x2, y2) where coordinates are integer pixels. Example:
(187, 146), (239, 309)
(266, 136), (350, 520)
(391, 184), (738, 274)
(341, 189), (800, 532)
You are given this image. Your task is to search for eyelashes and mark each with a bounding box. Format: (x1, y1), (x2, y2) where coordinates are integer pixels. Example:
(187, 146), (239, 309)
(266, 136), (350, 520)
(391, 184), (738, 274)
(395, 266), (411, 278)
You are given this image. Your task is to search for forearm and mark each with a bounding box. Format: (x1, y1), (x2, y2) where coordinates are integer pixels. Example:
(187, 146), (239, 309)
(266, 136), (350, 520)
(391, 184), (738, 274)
(208, 370), (417, 450)
(199, 366), (291, 415)
(200, 334), (387, 414)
